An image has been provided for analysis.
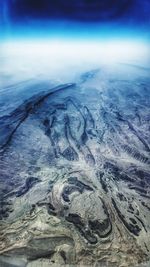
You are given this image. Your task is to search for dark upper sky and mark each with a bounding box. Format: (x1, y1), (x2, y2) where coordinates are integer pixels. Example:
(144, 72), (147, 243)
(0, 0), (149, 23)
(10, 0), (135, 21)
(0, 0), (150, 38)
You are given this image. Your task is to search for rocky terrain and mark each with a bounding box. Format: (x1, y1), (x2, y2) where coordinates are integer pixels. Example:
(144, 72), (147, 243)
(0, 64), (150, 267)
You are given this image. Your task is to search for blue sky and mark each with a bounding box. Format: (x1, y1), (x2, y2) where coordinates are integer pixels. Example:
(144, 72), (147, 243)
(0, 0), (150, 41)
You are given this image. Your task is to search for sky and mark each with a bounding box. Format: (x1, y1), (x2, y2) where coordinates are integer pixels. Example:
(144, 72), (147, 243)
(0, 0), (150, 101)
(0, 0), (150, 40)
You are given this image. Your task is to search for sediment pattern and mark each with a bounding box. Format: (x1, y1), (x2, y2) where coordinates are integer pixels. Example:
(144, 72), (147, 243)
(0, 65), (150, 267)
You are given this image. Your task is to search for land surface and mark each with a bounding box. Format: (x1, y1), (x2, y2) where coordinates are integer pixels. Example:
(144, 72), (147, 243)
(0, 64), (150, 267)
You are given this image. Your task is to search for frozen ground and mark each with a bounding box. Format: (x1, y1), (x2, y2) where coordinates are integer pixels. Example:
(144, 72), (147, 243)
(0, 41), (150, 267)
